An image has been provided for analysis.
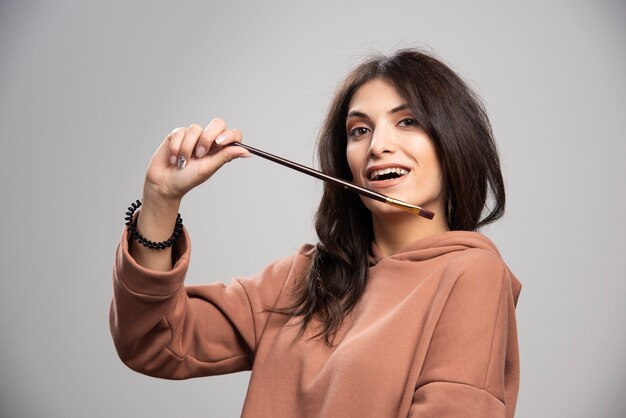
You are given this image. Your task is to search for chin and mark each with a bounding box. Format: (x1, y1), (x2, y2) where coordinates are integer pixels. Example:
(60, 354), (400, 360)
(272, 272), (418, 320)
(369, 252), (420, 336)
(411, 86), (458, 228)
(361, 191), (442, 219)
(361, 198), (413, 218)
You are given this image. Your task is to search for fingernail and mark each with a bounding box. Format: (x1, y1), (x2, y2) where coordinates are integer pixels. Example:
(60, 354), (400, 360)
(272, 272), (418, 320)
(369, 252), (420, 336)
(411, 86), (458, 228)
(170, 155), (176, 165)
(195, 146), (206, 158)
(241, 153), (252, 158)
(178, 156), (187, 169)
(215, 134), (228, 145)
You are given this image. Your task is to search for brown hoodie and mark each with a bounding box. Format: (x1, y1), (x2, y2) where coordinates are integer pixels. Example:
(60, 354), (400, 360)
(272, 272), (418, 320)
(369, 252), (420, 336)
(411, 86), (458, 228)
(110, 226), (522, 417)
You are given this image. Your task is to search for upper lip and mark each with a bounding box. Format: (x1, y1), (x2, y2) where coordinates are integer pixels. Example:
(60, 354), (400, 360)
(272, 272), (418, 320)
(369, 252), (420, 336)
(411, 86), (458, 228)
(365, 163), (412, 180)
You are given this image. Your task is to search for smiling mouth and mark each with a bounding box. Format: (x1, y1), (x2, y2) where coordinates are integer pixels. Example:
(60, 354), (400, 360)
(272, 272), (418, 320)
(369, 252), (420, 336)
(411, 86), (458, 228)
(368, 167), (409, 181)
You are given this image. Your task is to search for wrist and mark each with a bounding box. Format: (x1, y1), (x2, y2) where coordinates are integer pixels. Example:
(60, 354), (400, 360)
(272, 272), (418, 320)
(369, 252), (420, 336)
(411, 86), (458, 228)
(141, 186), (182, 213)
(125, 199), (183, 249)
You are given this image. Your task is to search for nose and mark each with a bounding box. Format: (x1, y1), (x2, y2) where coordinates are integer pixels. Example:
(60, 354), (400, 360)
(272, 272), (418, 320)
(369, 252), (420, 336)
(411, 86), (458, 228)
(368, 125), (397, 158)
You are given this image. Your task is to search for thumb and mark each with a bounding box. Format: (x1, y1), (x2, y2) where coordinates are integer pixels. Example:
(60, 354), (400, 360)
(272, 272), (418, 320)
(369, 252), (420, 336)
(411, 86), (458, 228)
(197, 145), (251, 177)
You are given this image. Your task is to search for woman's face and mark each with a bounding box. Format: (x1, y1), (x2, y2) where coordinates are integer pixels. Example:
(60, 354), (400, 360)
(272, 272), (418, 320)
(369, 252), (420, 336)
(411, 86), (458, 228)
(345, 78), (445, 218)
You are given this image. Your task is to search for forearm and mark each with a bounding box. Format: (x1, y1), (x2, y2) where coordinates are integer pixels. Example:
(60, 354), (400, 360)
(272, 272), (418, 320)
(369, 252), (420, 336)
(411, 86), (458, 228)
(111, 229), (258, 379)
(129, 190), (181, 272)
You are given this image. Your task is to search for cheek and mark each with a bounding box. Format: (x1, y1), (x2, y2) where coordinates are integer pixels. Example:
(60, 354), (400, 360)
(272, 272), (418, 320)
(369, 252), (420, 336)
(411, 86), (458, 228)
(416, 138), (439, 167)
(424, 158), (444, 195)
(412, 141), (444, 191)
(345, 143), (362, 179)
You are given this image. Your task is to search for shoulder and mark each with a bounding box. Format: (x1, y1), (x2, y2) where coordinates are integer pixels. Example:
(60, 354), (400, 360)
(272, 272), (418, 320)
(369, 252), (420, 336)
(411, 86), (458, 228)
(445, 241), (505, 273)
(440, 243), (523, 309)
(442, 242), (510, 300)
(451, 247), (505, 272)
(237, 243), (315, 290)
(297, 243), (316, 258)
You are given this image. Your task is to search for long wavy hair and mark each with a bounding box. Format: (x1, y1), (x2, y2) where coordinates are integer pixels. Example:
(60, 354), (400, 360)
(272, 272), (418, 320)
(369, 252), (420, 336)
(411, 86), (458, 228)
(272, 48), (505, 345)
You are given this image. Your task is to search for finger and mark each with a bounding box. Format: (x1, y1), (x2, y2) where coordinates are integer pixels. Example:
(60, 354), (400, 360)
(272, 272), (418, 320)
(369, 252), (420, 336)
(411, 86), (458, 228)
(177, 123), (204, 168)
(195, 118), (227, 158)
(168, 127), (187, 165)
(215, 128), (243, 147)
(205, 129), (250, 158)
(197, 144), (251, 177)
(214, 129), (251, 158)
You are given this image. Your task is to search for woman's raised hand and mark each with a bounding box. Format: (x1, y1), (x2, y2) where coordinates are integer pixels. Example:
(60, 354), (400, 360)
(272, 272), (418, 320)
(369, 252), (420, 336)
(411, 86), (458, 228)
(143, 118), (250, 202)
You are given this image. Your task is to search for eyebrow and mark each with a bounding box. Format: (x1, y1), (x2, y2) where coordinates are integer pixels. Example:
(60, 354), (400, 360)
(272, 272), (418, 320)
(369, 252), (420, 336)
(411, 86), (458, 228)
(347, 104), (410, 119)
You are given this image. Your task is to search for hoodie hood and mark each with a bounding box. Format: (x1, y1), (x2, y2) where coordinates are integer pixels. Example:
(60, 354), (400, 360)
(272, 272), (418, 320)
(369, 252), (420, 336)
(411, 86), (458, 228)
(369, 230), (522, 305)
(370, 230), (502, 265)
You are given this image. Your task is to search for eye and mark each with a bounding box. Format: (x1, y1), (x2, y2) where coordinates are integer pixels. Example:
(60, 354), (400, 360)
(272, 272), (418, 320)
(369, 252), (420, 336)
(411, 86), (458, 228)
(398, 118), (418, 127)
(348, 126), (370, 137)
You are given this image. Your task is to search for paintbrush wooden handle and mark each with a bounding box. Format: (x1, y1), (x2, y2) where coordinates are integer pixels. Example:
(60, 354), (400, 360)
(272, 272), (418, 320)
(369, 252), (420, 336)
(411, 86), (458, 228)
(230, 142), (434, 219)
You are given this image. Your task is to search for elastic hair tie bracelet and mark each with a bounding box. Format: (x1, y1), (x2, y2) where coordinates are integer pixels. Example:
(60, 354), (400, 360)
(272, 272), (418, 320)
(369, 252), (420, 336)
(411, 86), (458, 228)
(124, 199), (183, 250)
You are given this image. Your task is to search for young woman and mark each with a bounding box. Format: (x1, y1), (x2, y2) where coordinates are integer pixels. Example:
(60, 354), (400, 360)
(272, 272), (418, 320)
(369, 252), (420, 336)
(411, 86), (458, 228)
(111, 49), (522, 417)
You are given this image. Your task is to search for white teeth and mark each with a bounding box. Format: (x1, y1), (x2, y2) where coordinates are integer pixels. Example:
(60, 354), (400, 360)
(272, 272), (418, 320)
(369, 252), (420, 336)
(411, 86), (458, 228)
(368, 167), (408, 181)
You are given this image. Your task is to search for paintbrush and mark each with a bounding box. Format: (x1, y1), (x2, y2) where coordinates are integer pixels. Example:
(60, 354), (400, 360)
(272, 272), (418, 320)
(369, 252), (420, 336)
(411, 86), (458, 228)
(229, 142), (434, 220)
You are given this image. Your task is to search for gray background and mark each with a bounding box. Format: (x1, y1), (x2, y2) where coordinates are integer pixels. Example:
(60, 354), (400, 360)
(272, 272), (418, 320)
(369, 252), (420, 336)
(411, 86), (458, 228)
(1, 0), (624, 417)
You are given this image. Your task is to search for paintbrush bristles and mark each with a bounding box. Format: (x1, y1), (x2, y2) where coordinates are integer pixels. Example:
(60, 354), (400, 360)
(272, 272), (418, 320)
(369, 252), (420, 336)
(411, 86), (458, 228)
(230, 142), (434, 220)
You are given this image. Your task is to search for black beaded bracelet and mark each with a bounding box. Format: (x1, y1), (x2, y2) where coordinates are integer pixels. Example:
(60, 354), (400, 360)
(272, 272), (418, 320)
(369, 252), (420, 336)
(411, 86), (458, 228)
(124, 199), (183, 250)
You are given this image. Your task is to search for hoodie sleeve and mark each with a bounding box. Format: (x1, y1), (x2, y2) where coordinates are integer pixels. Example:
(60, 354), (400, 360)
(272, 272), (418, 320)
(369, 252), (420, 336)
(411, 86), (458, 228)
(408, 250), (522, 418)
(109, 226), (298, 380)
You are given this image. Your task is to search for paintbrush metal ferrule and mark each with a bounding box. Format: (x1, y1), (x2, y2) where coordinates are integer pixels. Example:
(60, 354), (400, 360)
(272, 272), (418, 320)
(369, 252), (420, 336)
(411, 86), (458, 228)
(385, 197), (435, 219)
(230, 142), (435, 220)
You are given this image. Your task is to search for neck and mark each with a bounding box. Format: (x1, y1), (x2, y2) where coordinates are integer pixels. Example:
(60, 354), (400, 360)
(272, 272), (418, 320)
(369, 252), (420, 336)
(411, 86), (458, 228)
(372, 206), (450, 257)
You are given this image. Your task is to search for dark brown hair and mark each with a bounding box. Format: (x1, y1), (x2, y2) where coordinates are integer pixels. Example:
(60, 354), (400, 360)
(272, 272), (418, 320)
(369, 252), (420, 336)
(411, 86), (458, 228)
(273, 48), (505, 345)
